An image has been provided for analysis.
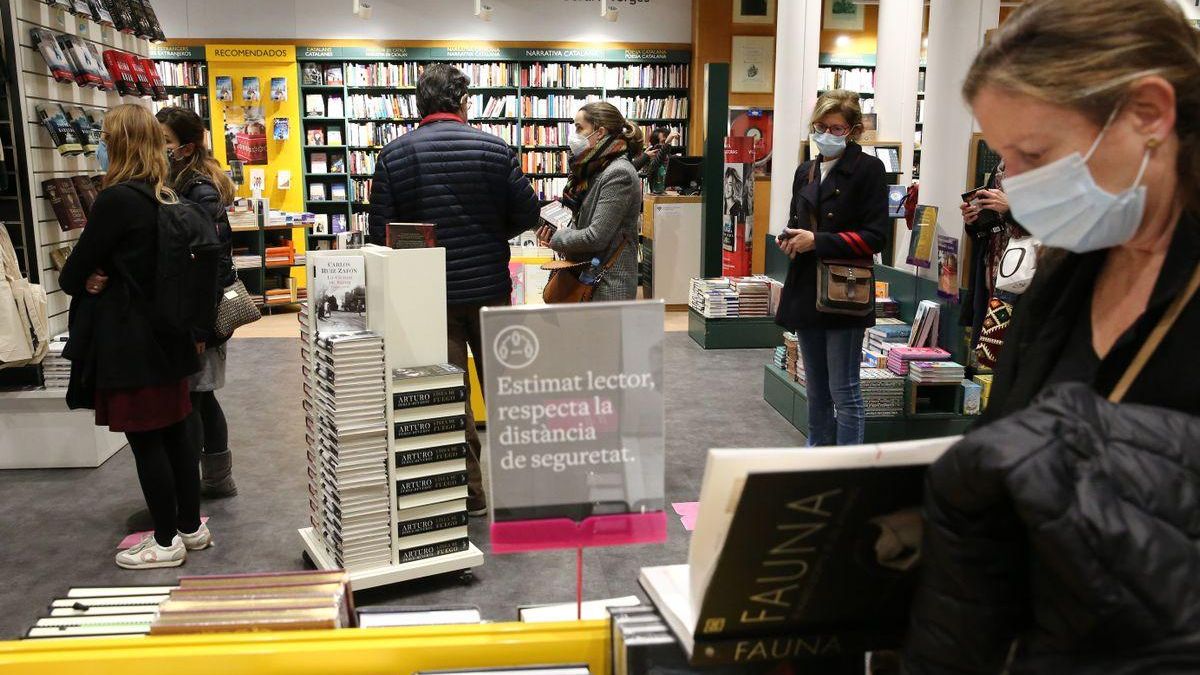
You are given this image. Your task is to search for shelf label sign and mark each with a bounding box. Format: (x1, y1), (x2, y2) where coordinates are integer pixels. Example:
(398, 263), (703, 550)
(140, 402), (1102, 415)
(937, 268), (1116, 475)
(481, 301), (667, 552)
(207, 45), (297, 63)
(149, 44), (206, 60)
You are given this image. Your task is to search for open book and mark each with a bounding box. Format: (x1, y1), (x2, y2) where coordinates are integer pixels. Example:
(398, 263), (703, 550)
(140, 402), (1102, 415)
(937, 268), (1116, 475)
(639, 437), (957, 665)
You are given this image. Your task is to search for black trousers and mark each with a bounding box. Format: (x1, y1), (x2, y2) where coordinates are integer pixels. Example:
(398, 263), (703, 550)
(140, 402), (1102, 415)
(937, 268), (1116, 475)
(126, 418), (201, 546)
(189, 391), (228, 455)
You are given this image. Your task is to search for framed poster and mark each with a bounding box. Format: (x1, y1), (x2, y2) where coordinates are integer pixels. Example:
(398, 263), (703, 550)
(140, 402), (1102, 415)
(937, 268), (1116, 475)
(728, 107), (774, 179)
(824, 0), (864, 31)
(731, 36), (775, 94)
(733, 0), (775, 24)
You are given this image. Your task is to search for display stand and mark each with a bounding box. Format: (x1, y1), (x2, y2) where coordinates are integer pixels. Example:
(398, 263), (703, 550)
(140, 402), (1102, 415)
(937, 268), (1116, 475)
(641, 194), (701, 306)
(0, 388), (125, 468)
(687, 310), (784, 349)
(298, 246), (483, 590)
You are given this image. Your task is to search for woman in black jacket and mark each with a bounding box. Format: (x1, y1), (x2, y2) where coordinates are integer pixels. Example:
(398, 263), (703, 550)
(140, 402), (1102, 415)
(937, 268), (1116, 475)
(775, 90), (889, 447)
(904, 1), (1200, 672)
(61, 104), (211, 570)
(157, 107), (239, 498)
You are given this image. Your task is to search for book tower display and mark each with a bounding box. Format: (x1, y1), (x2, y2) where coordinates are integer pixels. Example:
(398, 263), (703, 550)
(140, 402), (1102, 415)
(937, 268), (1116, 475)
(298, 246), (483, 589)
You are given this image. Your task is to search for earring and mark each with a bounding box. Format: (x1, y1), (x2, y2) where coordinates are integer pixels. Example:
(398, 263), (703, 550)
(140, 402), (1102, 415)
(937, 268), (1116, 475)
(1146, 138), (1162, 150)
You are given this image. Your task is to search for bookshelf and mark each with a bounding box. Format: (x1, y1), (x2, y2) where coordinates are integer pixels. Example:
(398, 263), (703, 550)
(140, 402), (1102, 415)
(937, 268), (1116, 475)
(229, 204), (309, 311)
(297, 46), (691, 247)
(149, 45), (210, 133)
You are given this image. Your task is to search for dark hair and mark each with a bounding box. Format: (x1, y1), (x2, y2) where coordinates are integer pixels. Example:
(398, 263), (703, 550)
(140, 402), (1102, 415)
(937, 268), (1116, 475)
(650, 126), (670, 145)
(155, 106), (235, 205)
(417, 63), (471, 118)
(579, 101), (645, 156)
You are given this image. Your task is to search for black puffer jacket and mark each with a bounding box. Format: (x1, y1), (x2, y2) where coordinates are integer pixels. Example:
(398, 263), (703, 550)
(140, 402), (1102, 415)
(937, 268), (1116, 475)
(178, 173), (234, 346)
(367, 117), (540, 304)
(904, 382), (1200, 675)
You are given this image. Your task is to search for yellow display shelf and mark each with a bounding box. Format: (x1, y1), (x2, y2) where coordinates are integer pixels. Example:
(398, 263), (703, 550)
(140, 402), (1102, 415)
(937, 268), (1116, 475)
(0, 620), (609, 675)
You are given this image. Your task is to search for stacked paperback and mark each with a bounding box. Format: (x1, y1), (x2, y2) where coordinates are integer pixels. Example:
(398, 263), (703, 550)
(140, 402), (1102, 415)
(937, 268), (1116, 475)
(730, 278), (770, 317)
(860, 369), (905, 418)
(391, 364), (472, 566)
(908, 361), (966, 385)
(305, 331), (392, 571)
(42, 333), (70, 389)
(688, 278), (737, 318)
(865, 320), (911, 353)
(886, 346), (951, 376)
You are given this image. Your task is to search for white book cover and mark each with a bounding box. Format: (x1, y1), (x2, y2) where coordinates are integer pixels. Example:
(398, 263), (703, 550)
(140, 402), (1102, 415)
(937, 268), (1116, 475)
(312, 257), (367, 335)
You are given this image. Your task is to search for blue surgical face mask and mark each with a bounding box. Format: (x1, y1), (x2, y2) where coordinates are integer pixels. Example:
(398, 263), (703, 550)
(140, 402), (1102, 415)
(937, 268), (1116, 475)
(1003, 105), (1151, 253)
(97, 139), (109, 171)
(812, 131), (847, 158)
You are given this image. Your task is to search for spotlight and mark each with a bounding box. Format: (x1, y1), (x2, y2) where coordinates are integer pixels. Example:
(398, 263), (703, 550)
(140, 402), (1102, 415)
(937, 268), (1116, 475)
(835, 35), (850, 48)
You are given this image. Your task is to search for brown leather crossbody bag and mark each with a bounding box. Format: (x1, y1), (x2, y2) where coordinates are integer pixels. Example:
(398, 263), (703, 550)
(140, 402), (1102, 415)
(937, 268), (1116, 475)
(804, 160), (874, 317)
(541, 235), (630, 304)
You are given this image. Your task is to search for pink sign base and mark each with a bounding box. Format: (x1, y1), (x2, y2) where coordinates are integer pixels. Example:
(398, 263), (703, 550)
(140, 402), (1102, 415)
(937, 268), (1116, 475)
(490, 511), (668, 554)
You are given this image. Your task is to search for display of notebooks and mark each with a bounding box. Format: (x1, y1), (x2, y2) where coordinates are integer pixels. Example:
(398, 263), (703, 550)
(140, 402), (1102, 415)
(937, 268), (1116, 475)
(307, 127), (325, 146)
(42, 178), (87, 231)
(306, 94), (326, 118)
(639, 438), (956, 665)
(30, 29), (74, 84)
(36, 105), (83, 156)
(56, 34), (104, 88)
(216, 75), (233, 102)
(71, 174), (100, 213)
(324, 65), (344, 86)
(270, 77), (288, 102)
(243, 76), (261, 102)
(386, 223), (438, 250)
(102, 49), (139, 96)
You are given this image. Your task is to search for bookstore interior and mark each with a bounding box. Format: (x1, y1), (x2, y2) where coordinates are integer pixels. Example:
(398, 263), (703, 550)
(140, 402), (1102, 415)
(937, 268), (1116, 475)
(0, 0), (1198, 672)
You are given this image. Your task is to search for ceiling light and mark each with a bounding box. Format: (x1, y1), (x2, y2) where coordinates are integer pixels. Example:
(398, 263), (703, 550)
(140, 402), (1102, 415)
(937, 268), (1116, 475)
(835, 35), (851, 48)
(601, 2), (619, 22)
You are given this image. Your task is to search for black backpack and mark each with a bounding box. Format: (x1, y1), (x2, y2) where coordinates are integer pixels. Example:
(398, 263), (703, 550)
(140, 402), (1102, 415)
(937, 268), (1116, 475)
(125, 182), (222, 335)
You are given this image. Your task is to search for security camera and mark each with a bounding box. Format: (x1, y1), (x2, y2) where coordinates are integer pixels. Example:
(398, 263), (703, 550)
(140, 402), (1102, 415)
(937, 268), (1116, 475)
(474, 0), (493, 21)
(353, 0), (372, 19)
(601, 2), (618, 21)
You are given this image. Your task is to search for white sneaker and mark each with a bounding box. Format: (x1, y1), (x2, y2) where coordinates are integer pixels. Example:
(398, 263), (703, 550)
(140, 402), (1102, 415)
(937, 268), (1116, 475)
(115, 534), (186, 570)
(179, 523), (213, 551)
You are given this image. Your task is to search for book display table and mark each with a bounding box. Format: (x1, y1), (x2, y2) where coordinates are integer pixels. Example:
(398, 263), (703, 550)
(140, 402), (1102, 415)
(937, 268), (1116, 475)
(688, 309), (784, 350)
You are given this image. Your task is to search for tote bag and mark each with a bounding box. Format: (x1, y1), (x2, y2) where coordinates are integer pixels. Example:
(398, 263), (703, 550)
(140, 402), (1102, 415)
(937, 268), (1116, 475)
(0, 226), (45, 368)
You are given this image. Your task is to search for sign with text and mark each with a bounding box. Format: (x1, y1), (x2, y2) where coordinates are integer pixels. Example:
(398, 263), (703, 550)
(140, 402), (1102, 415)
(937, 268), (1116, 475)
(481, 301), (667, 552)
(206, 45), (297, 63)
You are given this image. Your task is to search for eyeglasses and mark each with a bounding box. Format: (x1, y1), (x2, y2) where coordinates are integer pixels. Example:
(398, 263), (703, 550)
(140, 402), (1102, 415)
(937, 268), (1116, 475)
(812, 123), (851, 137)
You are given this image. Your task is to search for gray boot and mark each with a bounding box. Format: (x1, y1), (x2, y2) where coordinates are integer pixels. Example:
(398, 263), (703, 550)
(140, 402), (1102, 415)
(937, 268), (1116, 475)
(201, 450), (238, 498)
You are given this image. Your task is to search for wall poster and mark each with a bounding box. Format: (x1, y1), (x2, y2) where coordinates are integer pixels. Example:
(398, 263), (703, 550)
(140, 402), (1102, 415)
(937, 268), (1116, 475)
(730, 36), (775, 94)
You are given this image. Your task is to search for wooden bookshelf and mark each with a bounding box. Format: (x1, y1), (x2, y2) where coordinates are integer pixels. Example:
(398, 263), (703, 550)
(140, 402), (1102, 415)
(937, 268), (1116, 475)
(150, 46), (211, 127)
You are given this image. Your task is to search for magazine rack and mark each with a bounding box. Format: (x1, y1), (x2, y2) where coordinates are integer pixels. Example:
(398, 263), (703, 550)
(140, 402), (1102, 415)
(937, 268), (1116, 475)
(298, 246), (484, 590)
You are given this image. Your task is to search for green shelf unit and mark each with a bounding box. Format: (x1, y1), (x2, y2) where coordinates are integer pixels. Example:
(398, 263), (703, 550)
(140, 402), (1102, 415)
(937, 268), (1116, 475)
(763, 365), (977, 443)
(688, 309), (784, 350)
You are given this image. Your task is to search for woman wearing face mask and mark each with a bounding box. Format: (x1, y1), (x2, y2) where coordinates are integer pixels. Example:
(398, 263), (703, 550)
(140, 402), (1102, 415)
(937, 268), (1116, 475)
(537, 102), (643, 301)
(774, 90), (890, 447)
(157, 107), (239, 498)
(905, 1), (1200, 672)
(60, 104), (210, 569)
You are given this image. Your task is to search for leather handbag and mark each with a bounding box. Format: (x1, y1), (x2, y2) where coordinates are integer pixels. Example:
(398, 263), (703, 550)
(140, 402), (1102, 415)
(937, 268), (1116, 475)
(804, 161), (874, 317)
(213, 278), (262, 339)
(542, 235), (630, 304)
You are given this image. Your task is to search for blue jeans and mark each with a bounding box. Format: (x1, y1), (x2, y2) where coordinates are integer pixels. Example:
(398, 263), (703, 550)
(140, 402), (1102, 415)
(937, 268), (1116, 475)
(797, 328), (866, 446)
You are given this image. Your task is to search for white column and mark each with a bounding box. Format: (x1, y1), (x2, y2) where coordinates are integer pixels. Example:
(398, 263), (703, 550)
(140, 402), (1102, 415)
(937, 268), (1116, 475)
(900, 0), (999, 277)
(768, 0), (823, 236)
(1173, 0), (1200, 20)
(874, 0), (924, 182)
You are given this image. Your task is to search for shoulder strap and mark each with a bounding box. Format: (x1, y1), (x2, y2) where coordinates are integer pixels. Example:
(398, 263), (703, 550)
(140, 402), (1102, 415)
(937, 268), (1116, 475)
(806, 160), (817, 187)
(601, 233), (631, 272)
(805, 160), (819, 231)
(1109, 264), (1200, 403)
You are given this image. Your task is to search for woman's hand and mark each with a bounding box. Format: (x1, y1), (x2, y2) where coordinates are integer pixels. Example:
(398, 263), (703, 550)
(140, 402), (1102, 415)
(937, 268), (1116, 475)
(86, 270), (108, 295)
(960, 200), (980, 225)
(975, 189), (1010, 215)
(778, 228), (815, 258)
(666, 130), (681, 145)
(536, 224), (555, 247)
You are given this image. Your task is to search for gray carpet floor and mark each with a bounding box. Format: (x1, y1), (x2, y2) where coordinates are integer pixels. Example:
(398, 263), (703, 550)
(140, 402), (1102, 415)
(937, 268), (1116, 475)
(0, 333), (805, 639)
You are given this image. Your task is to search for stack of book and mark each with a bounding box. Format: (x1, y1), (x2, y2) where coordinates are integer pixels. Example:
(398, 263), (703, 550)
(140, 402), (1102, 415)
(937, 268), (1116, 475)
(149, 570), (355, 635)
(265, 242), (295, 267)
(909, 361), (966, 385)
(860, 368), (905, 418)
(391, 364), (473, 566)
(229, 210), (259, 231)
(866, 320), (911, 353)
(23, 585), (170, 639)
(306, 331), (392, 571)
(876, 296), (901, 318)
(772, 345), (787, 371)
(233, 253), (260, 270)
(731, 278), (770, 317)
(688, 278), (738, 318)
(608, 605), (689, 675)
(886, 346), (951, 376)
(783, 332), (799, 381)
(42, 333), (70, 389)
(908, 300), (942, 348)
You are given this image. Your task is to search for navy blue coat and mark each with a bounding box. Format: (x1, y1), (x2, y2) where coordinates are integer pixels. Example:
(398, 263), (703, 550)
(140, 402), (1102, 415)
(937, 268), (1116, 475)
(367, 118), (540, 304)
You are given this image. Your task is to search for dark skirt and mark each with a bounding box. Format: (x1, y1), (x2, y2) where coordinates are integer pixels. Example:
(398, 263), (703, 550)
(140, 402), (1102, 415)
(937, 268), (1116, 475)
(95, 378), (192, 433)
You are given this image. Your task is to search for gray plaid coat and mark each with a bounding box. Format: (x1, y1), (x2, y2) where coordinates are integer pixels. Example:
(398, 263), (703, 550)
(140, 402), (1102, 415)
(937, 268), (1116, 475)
(550, 157), (642, 302)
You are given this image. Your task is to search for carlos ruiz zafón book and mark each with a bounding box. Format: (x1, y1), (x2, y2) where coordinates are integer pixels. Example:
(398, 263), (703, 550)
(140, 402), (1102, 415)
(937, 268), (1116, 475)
(638, 437), (955, 666)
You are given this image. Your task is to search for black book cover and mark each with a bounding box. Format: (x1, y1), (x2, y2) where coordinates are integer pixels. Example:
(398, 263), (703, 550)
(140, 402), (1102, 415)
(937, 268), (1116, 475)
(393, 415), (466, 440)
(398, 537), (469, 565)
(70, 0), (92, 17)
(65, 106), (98, 155)
(397, 511), (468, 539)
(107, 0), (136, 33)
(36, 105), (83, 156)
(71, 175), (99, 214)
(394, 443), (468, 468)
(395, 470), (468, 497)
(88, 0), (115, 25)
(690, 468), (925, 664)
(122, 0), (153, 38)
(134, 0), (166, 42)
(392, 386), (466, 410)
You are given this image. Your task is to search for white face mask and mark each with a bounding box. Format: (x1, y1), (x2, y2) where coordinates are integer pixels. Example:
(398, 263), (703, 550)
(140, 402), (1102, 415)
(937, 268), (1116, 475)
(568, 129), (597, 157)
(1003, 107), (1151, 253)
(812, 131), (847, 158)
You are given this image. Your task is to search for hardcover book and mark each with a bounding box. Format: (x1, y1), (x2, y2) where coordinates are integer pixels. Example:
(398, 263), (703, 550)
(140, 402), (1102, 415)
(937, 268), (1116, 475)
(311, 255), (367, 335)
(88, 0), (115, 26)
(393, 387), (467, 410)
(122, 52), (155, 97)
(639, 438), (956, 665)
(71, 174), (99, 213)
(135, 0), (166, 42)
(86, 44), (115, 90)
(302, 63), (323, 86)
(107, 0), (137, 33)
(394, 415), (467, 440)
(395, 470), (468, 497)
(66, 106), (100, 155)
(36, 105), (84, 156)
(396, 501), (469, 539)
(140, 57), (167, 99)
(42, 178), (87, 231)
(398, 537), (469, 565)
(49, 244), (74, 270)
(386, 223), (438, 250)
(56, 34), (103, 88)
(30, 29), (74, 84)
(102, 49), (139, 96)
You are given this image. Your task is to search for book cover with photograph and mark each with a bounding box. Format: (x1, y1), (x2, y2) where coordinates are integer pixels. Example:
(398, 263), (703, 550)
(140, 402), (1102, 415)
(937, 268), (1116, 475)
(307, 127), (325, 146)
(36, 105), (83, 156)
(311, 256), (367, 335)
(273, 117), (290, 141)
(30, 28), (74, 84)
(306, 94), (326, 118)
(937, 235), (960, 302)
(302, 63), (323, 86)
(215, 76), (233, 102)
(324, 65), (344, 86)
(242, 76), (261, 102)
(270, 77), (288, 102)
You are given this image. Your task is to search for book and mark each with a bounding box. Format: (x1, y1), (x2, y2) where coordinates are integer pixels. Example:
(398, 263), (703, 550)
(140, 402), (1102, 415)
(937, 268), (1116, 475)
(330, 155), (346, 174)
(216, 75), (233, 101)
(324, 65), (344, 86)
(306, 94), (326, 118)
(394, 415), (467, 440)
(906, 205), (938, 269)
(392, 363), (465, 388)
(243, 76), (261, 102)
(937, 235), (960, 302)
(311, 152), (328, 174)
(330, 183), (347, 201)
(393, 386), (466, 410)
(309, 183), (327, 201)
(639, 438), (957, 665)
(519, 596), (642, 623)
(71, 174), (99, 213)
(270, 77), (288, 102)
(30, 29), (74, 84)
(302, 62), (323, 85)
(86, 44), (115, 90)
(56, 34), (103, 88)
(140, 56), (167, 99)
(49, 244), (74, 270)
(123, 52), (155, 97)
(357, 605), (481, 628)
(61, 106), (98, 156)
(327, 128), (343, 146)
(88, 0), (115, 25)
(398, 537), (469, 565)
(396, 500), (469, 538)
(274, 117), (290, 141)
(307, 127), (325, 146)
(36, 106), (83, 156)
(102, 48), (138, 96)
(311, 254), (366, 334)
(107, 0), (136, 33)
(386, 223), (437, 250)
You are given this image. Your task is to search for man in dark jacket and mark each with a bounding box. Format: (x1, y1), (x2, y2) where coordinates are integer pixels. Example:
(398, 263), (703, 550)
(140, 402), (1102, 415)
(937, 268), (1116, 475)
(368, 63), (540, 516)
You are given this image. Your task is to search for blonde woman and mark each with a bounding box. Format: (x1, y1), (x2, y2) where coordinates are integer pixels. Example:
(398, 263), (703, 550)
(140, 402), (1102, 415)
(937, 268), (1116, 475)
(774, 90), (889, 446)
(906, 0), (1200, 671)
(61, 104), (212, 570)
